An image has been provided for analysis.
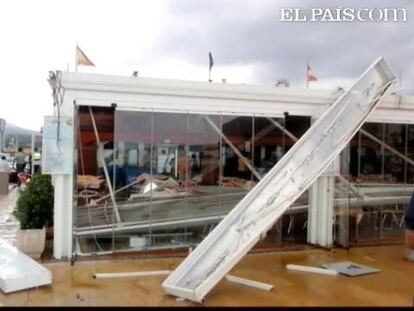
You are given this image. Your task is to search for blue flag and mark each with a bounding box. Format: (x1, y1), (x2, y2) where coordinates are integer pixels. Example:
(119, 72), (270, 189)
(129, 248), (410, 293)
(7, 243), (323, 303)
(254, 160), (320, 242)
(209, 52), (214, 71)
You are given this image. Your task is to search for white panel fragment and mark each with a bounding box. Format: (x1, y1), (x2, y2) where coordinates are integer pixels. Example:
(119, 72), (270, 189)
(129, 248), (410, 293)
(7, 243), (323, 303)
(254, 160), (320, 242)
(321, 261), (380, 276)
(0, 241), (52, 293)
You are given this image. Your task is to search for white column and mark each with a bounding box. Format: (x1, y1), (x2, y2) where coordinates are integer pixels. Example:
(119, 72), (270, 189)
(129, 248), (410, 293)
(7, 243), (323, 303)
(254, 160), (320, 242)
(307, 115), (338, 247)
(307, 167), (335, 247)
(53, 175), (73, 259)
(52, 95), (75, 260)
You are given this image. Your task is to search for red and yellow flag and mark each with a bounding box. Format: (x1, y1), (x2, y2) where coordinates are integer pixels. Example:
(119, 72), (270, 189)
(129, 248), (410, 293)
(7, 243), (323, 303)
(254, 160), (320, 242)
(76, 46), (95, 67)
(307, 64), (317, 83)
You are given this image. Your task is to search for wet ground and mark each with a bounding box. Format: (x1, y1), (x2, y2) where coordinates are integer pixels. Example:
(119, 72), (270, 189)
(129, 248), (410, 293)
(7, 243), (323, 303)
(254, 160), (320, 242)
(1, 244), (413, 307)
(0, 186), (19, 246)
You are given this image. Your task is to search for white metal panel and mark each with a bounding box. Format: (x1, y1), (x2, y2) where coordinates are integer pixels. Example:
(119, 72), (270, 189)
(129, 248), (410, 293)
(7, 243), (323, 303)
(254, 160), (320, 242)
(321, 261), (380, 276)
(74, 97), (318, 118)
(60, 72), (335, 103)
(162, 57), (396, 302)
(72, 96), (414, 124)
(73, 97), (414, 124)
(59, 71), (414, 122)
(0, 241), (52, 293)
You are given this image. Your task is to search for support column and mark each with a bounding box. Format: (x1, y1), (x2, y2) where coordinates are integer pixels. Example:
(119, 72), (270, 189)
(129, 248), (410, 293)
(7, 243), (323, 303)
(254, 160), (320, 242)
(51, 89), (75, 260)
(307, 167), (335, 247)
(53, 175), (73, 259)
(307, 115), (338, 247)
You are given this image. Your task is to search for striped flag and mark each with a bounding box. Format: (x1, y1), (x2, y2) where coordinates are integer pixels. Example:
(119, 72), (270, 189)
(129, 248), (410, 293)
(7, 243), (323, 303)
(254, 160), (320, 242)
(307, 64), (317, 83)
(76, 46), (95, 67)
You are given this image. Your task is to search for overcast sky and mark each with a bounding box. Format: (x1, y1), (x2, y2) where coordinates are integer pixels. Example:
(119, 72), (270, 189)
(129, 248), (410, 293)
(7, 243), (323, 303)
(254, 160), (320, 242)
(0, 0), (413, 131)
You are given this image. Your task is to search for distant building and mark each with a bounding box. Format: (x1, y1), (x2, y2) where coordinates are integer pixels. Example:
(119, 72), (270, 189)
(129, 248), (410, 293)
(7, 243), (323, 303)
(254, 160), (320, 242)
(0, 118), (5, 152)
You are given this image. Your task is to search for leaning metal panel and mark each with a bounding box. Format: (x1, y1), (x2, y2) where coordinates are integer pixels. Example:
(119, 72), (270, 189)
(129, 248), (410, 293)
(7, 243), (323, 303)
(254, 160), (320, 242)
(162, 57), (397, 302)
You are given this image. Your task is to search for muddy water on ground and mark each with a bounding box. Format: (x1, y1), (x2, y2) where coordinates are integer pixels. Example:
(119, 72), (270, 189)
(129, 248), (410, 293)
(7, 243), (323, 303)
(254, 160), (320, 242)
(1, 245), (413, 306)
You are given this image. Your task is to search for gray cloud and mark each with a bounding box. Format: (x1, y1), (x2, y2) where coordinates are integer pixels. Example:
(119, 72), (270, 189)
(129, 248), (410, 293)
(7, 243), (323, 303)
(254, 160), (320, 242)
(153, 0), (414, 89)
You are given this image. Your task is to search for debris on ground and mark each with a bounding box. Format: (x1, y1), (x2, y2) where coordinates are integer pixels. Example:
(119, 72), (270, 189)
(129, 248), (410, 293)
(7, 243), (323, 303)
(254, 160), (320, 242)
(321, 261), (380, 277)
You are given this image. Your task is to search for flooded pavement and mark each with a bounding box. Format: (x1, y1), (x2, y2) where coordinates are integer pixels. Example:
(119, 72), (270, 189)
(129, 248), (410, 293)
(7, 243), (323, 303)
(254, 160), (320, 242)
(0, 186), (20, 246)
(0, 244), (413, 307)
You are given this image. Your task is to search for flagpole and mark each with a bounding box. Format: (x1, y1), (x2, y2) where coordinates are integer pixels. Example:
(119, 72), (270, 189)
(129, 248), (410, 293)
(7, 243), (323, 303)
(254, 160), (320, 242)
(306, 60), (309, 88)
(75, 41), (78, 73)
(399, 70), (402, 106)
(208, 51), (213, 82)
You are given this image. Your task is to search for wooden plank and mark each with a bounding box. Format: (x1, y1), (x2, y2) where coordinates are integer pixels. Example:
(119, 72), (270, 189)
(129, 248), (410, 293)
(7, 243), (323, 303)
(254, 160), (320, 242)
(286, 264), (338, 276)
(93, 270), (172, 279)
(225, 274), (273, 291)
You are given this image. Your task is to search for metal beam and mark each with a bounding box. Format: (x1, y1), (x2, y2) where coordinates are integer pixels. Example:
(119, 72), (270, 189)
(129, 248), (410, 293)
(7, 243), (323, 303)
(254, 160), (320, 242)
(204, 116), (262, 180)
(265, 117), (297, 142)
(360, 128), (414, 167)
(162, 58), (396, 302)
(266, 117), (365, 199)
(93, 178), (142, 205)
(88, 106), (122, 223)
(74, 193), (411, 237)
(194, 119), (277, 181)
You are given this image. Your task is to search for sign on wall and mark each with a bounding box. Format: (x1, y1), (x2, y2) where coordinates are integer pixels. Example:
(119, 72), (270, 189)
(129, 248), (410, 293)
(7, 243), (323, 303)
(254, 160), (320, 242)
(42, 116), (74, 175)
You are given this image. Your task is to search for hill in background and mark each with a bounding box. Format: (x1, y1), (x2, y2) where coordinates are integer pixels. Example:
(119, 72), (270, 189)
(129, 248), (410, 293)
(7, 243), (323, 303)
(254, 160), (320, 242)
(4, 123), (41, 151)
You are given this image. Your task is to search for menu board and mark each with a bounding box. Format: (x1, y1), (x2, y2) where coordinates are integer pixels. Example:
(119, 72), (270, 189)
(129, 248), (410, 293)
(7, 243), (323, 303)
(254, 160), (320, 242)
(42, 116), (74, 174)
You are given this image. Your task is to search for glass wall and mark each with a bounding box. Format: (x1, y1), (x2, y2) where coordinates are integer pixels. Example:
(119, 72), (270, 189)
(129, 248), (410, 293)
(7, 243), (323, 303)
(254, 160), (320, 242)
(335, 122), (413, 247)
(282, 116), (311, 246)
(74, 106), (116, 253)
(73, 108), (312, 255)
(252, 116), (311, 246)
(73, 107), (412, 256)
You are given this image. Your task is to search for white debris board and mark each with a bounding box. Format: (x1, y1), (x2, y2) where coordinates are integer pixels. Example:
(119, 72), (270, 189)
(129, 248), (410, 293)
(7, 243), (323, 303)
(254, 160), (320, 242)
(321, 261), (380, 277)
(0, 241), (52, 293)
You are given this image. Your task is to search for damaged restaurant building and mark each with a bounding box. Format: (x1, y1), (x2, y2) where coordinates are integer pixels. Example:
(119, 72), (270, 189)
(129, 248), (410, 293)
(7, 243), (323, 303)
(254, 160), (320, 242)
(46, 70), (414, 260)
